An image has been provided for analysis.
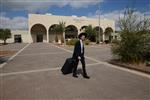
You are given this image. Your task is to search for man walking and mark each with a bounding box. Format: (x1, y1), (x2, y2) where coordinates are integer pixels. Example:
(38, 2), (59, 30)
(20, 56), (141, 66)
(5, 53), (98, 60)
(72, 33), (90, 79)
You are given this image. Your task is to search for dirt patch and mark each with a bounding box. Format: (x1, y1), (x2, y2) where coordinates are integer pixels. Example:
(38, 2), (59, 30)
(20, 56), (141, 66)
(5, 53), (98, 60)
(0, 51), (17, 57)
(108, 59), (150, 74)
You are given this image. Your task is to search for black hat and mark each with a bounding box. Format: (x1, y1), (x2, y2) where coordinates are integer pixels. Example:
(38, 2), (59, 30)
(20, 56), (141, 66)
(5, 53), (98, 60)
(78, 32), (87, 39)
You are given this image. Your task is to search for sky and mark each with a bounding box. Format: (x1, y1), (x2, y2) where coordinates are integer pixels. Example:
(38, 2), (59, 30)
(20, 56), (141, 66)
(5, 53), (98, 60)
(0, 0), (150, 30)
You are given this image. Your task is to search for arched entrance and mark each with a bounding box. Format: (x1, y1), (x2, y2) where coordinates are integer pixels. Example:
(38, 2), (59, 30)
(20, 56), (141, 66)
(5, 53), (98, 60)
(49, 24), (59, 43)
(30, 24), (47, 43)
(80, 25), (88, 32)
(65, 25), (78, 39)
(104, 27), (113, 42)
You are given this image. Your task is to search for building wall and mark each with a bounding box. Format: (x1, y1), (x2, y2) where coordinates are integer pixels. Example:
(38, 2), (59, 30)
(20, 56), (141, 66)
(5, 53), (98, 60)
(0, 30), (31, 43)
(0, 14), (115, 43)
(29, 14), (115, 32)
(29, 14), (115, 43)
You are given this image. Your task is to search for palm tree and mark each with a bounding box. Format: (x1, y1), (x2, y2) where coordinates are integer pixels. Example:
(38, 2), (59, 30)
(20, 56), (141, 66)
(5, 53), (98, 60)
(94, 26), (103, 43)
(56, 21), (66, 34)
(0, 29), (11, 45)
(53, 21), (66, 44)
(104, 27), (113, 42)
(84, 25), (97, 42)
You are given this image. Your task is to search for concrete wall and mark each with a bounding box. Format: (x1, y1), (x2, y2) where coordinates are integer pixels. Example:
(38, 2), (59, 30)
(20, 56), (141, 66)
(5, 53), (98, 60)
(29, 14), (115, 43)
(29, 14), (115, 32)
(0, 30), (31, 43)
(0, 14), (115, 43)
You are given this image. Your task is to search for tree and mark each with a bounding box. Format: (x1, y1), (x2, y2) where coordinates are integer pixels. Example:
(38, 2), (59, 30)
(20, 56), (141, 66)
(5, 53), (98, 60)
(94, 26), (103, 44)
(112, 8), (150, 64)
(56, 21), (66, 34)
(54, 21), (66, 43)
(0, 29), (11, 44)
(55, 35), (58, 43)
(84, 25), (97, 42)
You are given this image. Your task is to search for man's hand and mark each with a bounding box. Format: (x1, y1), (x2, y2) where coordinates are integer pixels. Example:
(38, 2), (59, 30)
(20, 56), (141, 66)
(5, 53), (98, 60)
(78, 56), (81, 60)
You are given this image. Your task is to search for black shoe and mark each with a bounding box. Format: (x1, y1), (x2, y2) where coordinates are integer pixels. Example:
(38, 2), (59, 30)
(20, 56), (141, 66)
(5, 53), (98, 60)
(83, 75), (90, 79)
(73, 74), (78, 78)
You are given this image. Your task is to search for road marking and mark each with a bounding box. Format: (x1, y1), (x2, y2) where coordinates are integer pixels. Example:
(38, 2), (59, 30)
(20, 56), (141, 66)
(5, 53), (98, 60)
(17, 51), (66, 57)
(25, 48), (52, 50)
(0, 63), (100, 77)
(51, 44), (73, 53)
(51, 44), (150, 79)
(0, 43), (31, 68)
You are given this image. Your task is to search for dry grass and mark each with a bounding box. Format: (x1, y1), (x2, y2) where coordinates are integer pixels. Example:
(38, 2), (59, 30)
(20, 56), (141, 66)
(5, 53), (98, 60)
(0, 51), (16, 57)
(109, 59), (150, 74)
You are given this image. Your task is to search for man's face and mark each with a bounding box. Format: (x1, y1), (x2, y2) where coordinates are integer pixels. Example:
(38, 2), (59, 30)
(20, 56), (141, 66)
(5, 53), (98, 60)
(81, 35), (85, 41)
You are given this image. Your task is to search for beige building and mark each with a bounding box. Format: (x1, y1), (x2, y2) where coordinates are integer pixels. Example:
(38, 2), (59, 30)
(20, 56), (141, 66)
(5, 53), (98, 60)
(1, 14), (115, 43)
(0, 30), (29, 43)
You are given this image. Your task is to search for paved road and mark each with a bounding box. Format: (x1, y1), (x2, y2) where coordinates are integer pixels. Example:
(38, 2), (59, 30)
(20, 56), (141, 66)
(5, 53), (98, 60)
(0, 43), (149, 100)
(0, 43), (27, 64)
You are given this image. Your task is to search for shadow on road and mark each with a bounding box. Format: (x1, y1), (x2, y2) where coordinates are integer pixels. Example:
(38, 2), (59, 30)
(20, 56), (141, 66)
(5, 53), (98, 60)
(0, 57), (8, 64)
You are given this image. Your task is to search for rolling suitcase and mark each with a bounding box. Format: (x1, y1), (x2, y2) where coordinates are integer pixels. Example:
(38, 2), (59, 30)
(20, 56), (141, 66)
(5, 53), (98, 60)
(61, 58), (75, 75)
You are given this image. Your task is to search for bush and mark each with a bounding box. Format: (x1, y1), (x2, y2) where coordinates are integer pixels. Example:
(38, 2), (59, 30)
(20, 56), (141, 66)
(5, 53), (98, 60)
(111, 39), (120, 44)
(84, 39), (90, 45)
(112, 31), (150, 64)
(111, 8), (150, 64)
(66, 38), (90, 45)
(104, 40), (110, 44)
(66, 38), (78, 45)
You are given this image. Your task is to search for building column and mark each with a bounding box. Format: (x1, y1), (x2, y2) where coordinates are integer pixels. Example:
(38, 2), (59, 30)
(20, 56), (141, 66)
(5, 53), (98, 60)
(47, 29), (49, 43)
(63, 32), (66, 45)
(102, 33), (105, 42)
(78, 28), (81, 36)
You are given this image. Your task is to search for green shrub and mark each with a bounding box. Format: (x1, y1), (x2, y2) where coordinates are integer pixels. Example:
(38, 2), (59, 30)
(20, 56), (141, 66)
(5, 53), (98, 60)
(66, 38), (90, 45)
(112, 30), (150, 64)
(104, 40), (110, 44)
(84, 39), (90, 45)
(66, 38), (78, 45)
(111, 8), (150, 64)
(111, 39), (120, 44)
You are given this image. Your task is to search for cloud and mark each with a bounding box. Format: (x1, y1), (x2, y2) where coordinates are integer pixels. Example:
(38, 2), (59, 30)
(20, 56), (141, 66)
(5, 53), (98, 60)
(88, 9), (150, 30)
(1, 0), (103, 13)
(68, 0), (102, 8)
(1, 9), (149, 30)
(89, 9), (124, 21)
(0, 12), (7, 17)
(0, 16), (28, 30)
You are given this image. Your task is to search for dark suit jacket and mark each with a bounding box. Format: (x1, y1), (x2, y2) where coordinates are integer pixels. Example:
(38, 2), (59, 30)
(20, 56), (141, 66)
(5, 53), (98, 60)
(72, 40), (84, 59)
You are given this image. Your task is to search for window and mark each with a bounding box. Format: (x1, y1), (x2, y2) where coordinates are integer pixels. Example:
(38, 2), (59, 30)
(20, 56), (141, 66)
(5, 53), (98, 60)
(14, 35), (22, 43)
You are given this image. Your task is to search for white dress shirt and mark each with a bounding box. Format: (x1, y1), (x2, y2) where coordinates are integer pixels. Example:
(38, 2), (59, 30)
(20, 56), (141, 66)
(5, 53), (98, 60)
(80, 39), (84, 54)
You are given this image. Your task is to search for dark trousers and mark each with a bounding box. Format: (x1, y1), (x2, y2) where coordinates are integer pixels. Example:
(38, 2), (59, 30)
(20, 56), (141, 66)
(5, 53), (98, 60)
(73, 56), (87, 76)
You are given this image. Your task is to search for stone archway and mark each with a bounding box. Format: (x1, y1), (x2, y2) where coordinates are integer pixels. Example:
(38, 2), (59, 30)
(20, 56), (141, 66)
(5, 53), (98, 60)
(30, 24), (47, 43)
(104, 27), (113, 41)
(80, 25), (88, 32)
(49, 24), (59, 43)
(65, 25), (78, 39)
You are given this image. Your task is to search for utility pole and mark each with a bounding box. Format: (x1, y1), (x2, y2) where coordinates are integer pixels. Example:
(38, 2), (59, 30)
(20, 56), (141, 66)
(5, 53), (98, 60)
(98, 2), (101, 44)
